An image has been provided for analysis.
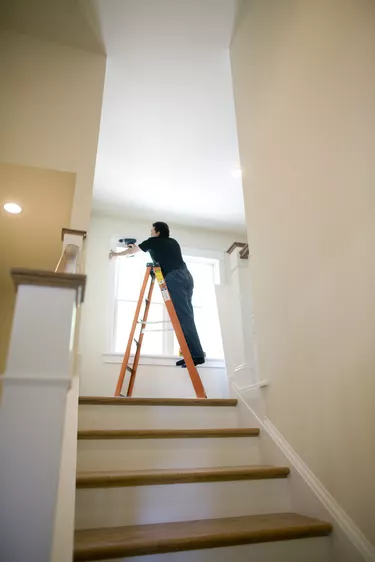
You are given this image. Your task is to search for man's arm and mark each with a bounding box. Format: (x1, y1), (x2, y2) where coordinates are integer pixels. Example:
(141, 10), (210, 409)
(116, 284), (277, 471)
(109, 244), (141, 260)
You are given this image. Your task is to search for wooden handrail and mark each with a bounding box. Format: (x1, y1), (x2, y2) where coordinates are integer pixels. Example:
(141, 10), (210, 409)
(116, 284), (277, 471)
(227, 242), (250, 259)
(61, 227), (87, 241)
(227, 242), (247, 254)
(239, 244), (249, 259)
(11, 268), (86, 304)
(55, 244), (80, 274)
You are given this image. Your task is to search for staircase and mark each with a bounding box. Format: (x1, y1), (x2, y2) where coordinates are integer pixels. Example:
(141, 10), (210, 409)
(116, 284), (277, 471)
(74, 397), (333, 561)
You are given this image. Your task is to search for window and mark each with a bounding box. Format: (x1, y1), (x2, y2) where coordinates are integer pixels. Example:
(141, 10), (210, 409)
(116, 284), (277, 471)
(112, 250), (224, 359)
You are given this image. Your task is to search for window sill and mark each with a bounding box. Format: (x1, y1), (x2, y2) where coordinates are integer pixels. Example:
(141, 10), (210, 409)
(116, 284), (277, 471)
(103, 353), (225, 369)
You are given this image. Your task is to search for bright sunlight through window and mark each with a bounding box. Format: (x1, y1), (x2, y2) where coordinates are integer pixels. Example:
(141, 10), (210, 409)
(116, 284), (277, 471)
(113, 251), (224, 359)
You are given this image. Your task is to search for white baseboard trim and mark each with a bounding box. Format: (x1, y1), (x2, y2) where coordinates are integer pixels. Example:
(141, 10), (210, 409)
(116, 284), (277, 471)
(264, 417), (375, 562)
(233, 385), (375, 562)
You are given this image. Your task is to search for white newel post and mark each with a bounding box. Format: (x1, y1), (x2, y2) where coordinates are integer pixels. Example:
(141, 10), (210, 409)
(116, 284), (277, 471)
(0, 269), (86, 562)
(227, 248), (260, 389)
(56, 228), (87, 274)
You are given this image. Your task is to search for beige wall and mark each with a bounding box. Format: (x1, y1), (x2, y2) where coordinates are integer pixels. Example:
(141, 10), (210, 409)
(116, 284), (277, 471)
(0, 163), (76, 373)
(0, 29), (105, 230)
(231, 0), (375, 545)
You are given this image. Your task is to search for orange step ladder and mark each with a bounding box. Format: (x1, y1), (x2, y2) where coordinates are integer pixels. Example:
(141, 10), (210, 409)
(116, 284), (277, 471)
(114, 263), (207, 399)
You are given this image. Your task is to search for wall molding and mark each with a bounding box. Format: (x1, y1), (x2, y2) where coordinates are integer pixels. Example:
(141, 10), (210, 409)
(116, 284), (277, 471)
(234, 362), (254, 373)
(232, 380), (269, 392)
(1, 375), (71, 389)
(103, 353), (226, 370)
(230, 364), (266, 392)
(233, 386), (375, 562)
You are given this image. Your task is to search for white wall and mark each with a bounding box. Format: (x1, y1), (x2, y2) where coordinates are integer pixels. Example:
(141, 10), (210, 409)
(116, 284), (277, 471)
(231, 0), (375, 546)
(0, 29), (105, 230)
(78, 213), (246, 397)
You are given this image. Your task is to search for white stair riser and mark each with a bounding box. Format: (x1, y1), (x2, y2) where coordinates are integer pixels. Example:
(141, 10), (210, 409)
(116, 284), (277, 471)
(75, 479), (290, 529)
(101, 537), (332, 562)
(118, 368), (230, 399)
(77, 437), (260, 471)
(78, 405), (239, 431)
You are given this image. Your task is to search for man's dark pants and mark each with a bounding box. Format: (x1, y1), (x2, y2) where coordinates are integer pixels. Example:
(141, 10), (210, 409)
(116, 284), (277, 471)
(165, 266), (204, 358)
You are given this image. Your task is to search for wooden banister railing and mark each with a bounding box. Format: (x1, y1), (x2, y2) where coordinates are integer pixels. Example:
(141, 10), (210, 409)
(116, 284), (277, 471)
(227, 241), (249, 259)
(227, 241), (247, 254)
(239, 244), (249, 259)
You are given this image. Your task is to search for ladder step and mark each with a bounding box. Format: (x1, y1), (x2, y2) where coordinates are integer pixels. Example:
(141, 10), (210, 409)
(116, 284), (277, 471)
(133, 339), (139, 347)
(126, 366), (134, 375)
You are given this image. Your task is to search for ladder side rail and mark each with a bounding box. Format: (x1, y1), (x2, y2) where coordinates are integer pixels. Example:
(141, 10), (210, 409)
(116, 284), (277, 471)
(153, 266), (207, 399)
(115, 266), (152, 396)
(126, 275), (155, 397)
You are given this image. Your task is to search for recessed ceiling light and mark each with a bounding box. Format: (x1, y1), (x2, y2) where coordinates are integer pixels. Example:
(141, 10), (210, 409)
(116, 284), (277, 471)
(231, 168), (242, 178)
(4, 203), (22, 214)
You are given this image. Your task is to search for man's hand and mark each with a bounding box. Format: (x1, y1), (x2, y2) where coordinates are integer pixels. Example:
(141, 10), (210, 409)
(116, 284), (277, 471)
(109, 245), (139, 260)
(109, 249), (119, 260)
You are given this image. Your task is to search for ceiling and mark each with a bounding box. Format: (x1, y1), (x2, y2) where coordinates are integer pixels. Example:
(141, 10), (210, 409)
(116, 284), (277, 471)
(90, 0), (245, 232)
(0, 0), (245, 233)
(0, 0), (105, 54)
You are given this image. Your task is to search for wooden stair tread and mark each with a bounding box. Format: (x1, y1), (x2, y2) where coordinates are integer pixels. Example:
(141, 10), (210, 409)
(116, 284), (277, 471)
(79, 397), (238, 407)
(76, 465), (290, 488)
(74, 513), (333, 561)
(77, 428), (259, 440)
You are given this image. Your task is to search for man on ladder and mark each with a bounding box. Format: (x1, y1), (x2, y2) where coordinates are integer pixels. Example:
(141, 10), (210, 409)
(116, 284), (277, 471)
(109, 221), (205, 367)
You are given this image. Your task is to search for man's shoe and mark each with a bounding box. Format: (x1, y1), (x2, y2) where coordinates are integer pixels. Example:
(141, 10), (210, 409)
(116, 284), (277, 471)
(177, 352), (206, 367)
(181, 355), (206, 368)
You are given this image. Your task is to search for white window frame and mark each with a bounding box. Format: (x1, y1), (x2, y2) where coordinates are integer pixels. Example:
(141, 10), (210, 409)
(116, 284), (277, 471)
(104, 239), (226, 368)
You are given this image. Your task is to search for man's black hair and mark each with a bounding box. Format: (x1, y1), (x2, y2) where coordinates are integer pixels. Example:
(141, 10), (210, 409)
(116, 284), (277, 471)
(153, 222), (170, 238)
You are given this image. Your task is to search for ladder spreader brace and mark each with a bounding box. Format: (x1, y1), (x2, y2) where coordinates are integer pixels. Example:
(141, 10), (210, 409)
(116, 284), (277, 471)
(114, 263), (207, 398)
